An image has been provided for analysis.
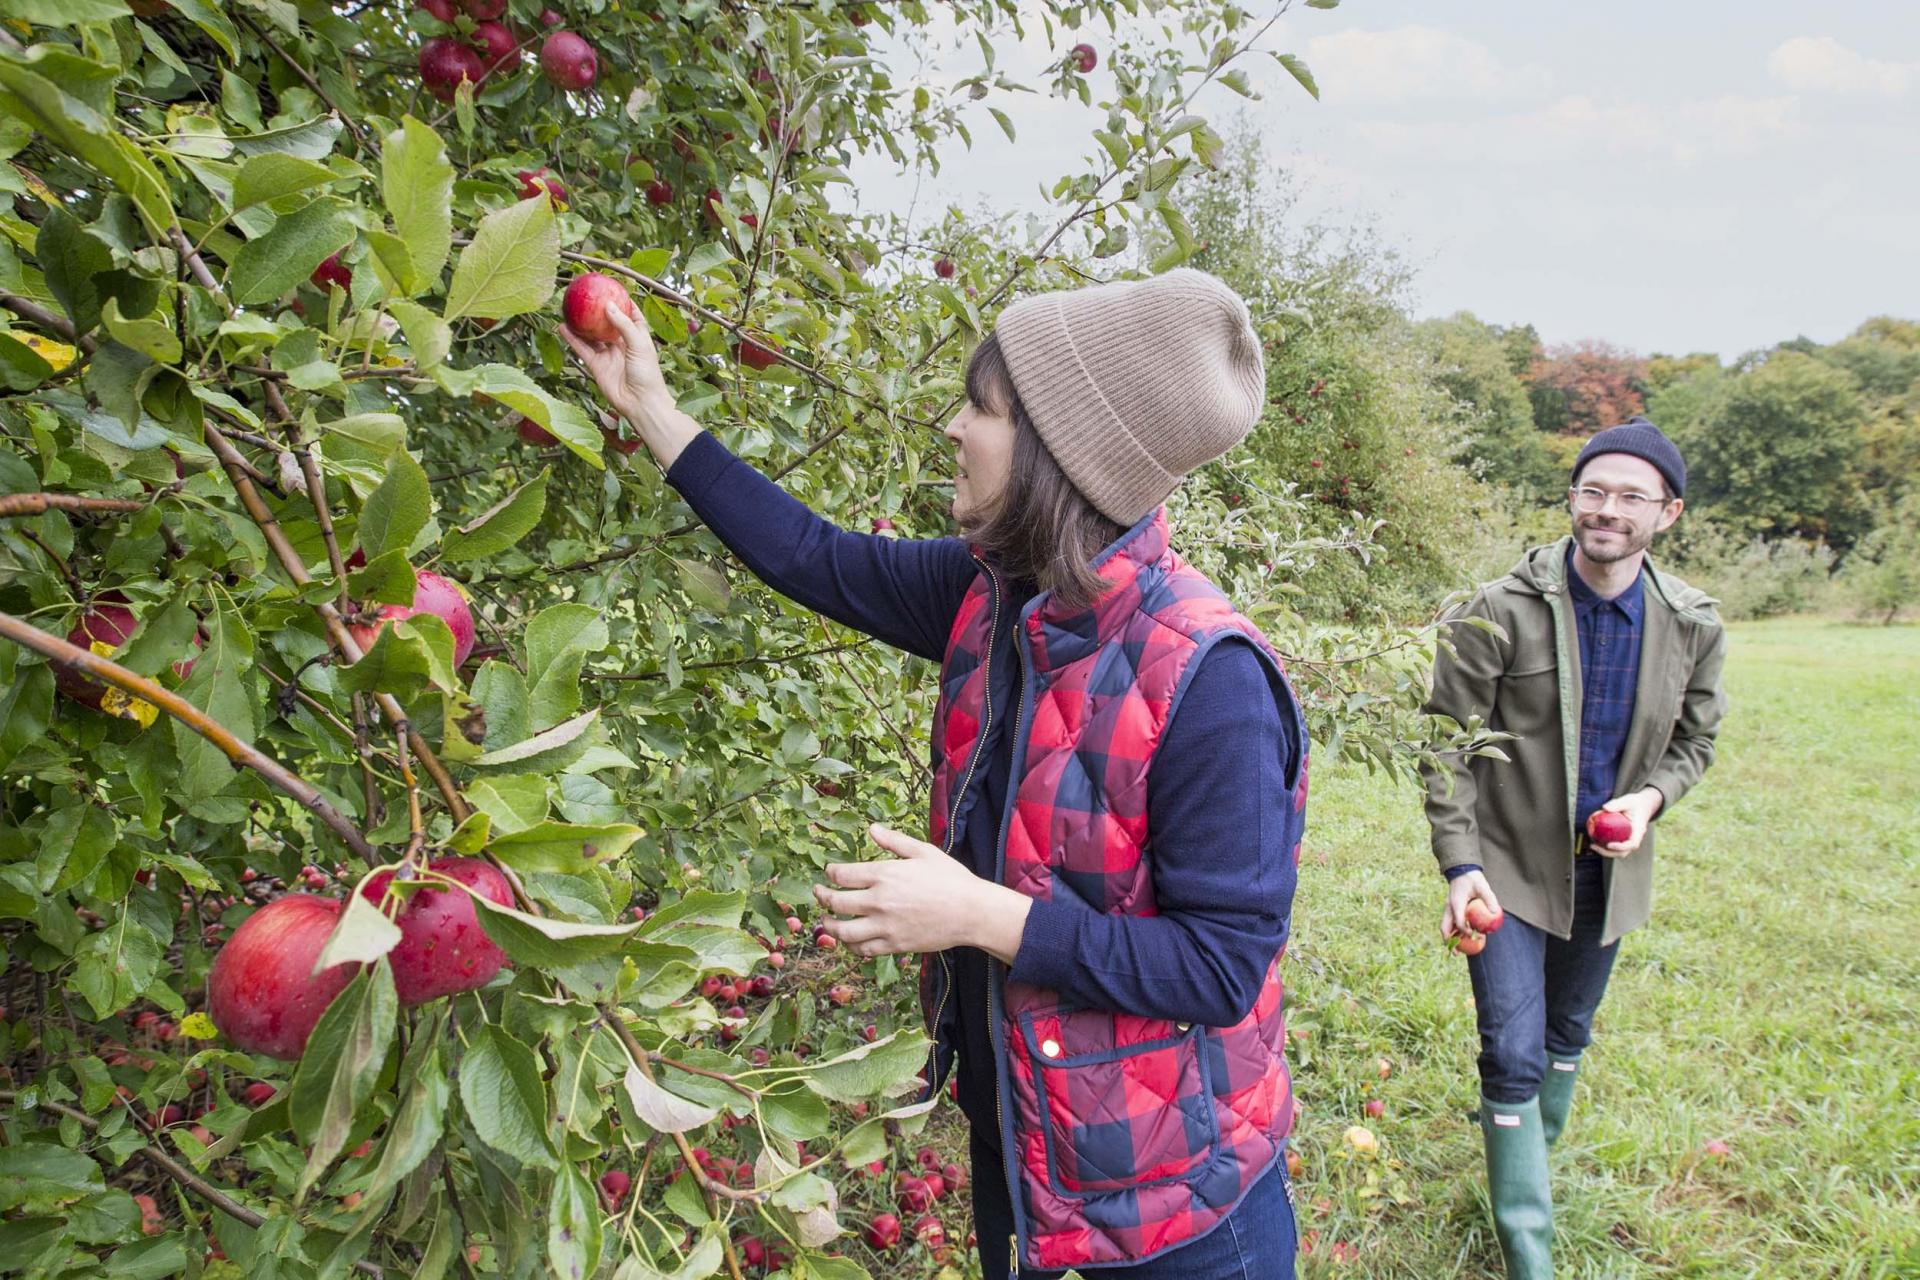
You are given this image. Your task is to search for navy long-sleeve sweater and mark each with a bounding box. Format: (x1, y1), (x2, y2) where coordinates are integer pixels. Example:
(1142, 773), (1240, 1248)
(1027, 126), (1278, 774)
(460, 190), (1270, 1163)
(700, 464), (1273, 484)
(666, 433), (1302, 1144)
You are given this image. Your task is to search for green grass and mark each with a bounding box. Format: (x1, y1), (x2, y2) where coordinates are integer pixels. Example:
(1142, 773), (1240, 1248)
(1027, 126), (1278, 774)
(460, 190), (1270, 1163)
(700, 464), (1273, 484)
(1284, 619), (1920, 1277)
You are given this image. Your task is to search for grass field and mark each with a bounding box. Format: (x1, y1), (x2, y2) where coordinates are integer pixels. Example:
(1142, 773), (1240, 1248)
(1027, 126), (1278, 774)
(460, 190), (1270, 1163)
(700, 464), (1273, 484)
(1282, 618), (1920, 1278)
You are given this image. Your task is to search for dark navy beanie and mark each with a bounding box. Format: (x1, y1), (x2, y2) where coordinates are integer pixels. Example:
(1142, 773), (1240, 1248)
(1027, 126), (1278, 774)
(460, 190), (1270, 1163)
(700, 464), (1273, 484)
(1572, 415), (1686, 498)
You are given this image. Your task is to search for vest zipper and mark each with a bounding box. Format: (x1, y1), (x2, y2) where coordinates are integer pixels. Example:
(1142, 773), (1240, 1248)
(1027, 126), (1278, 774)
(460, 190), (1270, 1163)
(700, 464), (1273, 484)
(926, 558), (1003, 1094)
(982, 560), (1030, 1269)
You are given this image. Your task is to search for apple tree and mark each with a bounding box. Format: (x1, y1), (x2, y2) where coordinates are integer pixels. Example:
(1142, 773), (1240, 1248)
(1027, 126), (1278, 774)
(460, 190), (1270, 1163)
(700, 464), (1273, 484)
(0, 1), (1363, 1278)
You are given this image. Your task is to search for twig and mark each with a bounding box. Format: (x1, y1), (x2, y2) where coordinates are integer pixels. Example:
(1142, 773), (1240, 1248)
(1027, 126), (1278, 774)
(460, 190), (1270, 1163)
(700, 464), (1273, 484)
(832, 651), (931, 788)
(202, 421), (469, 823)
(0, 1092), (385, 1278)
(0, 292), (97, 354)
(651, 1052), (760, 1101)
(0, 611), (378, 861)
(0, 493), (146, 519)
(588, 639), (871, 682)
(395, 727), (425, 868)
(353, 693), (385, 831)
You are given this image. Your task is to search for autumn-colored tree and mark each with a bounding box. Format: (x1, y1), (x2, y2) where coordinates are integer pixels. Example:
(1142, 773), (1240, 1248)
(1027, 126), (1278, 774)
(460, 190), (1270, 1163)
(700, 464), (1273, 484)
(1525, 340), (1647, 436)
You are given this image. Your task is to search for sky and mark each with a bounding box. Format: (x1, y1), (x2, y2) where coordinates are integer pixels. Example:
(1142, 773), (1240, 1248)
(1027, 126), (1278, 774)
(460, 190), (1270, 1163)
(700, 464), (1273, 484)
(842, 1), (1920, 359)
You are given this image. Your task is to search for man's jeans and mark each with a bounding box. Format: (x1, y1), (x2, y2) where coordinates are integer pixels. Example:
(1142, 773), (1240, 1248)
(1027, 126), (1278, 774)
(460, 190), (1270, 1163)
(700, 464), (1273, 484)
(1468, 854), (1620, 1104)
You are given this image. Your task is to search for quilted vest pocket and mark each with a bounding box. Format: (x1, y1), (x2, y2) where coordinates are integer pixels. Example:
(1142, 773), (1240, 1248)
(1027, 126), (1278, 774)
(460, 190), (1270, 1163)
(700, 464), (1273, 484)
(1017, 1007), (1220, 1198)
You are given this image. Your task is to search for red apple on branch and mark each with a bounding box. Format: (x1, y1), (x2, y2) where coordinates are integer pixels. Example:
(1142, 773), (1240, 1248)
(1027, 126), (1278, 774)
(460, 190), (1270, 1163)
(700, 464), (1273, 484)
(348, 570), (476, 668)
(538, 30), (597, 89)
(736, 337), (781, 370)
(468, 21), (520, 75)
(359, 857), (513, 1006)
(419, 37), (485, 101)
(1070, 43), (1098, 72)
(207, 895), (357, 1060)
(516, 416), (559, 446)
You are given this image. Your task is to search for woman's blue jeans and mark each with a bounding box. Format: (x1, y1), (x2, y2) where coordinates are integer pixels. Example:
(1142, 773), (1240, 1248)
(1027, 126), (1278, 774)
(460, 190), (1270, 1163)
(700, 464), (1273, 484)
(969, 1129), (1296, 1280)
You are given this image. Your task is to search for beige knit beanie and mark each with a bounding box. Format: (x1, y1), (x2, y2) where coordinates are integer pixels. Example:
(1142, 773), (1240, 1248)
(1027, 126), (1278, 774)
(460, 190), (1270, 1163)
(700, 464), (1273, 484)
(994, 268), (1266, 526)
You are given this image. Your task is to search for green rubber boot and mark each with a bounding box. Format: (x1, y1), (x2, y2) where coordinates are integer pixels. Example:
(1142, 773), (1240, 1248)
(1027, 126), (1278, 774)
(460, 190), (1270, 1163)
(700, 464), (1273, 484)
(1481, 1096), (1554, 1279)
(1539, 1054), (1581, 1147)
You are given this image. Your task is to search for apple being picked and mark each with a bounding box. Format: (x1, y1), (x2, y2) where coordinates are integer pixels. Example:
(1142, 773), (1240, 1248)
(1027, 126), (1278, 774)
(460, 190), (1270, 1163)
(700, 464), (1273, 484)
(359, 857), (514, 1006)
(562, 272), (639, 345)
(208, 895), (358, 1060)
(1464, 899), (1504, 936)
(349, 570), (476, 668)
(1587, 809), (1634, 846)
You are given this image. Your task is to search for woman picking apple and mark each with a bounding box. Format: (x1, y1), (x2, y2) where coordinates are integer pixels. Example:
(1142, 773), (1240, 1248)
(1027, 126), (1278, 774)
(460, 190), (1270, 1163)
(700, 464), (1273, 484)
(564, 270), (1306, 1279)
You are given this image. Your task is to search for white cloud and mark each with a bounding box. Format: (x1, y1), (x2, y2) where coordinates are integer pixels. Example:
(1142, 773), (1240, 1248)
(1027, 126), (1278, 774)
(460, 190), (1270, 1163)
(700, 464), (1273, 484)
(1303, 25), (1552, 103)
(1767, 36), (1914, 97)
(1351, 93), (1802, 166)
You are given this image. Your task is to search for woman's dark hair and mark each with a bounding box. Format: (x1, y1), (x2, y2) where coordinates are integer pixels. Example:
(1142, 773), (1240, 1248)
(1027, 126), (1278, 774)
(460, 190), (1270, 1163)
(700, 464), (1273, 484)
(962, 333), (1125, 612)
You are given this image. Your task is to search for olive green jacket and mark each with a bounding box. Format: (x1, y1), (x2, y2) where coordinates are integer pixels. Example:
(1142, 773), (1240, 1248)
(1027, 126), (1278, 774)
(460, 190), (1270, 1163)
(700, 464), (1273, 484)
(1422, 537), (1728, 944)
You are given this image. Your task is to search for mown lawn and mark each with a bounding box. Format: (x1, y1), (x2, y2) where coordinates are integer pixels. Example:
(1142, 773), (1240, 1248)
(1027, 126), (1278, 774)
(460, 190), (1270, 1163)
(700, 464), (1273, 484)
(1283, 618), (1920, 1278)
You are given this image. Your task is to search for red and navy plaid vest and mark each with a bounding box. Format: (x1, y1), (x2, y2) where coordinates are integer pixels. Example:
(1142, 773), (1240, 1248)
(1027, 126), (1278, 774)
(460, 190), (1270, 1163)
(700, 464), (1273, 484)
(923, 508), (1306, 1271)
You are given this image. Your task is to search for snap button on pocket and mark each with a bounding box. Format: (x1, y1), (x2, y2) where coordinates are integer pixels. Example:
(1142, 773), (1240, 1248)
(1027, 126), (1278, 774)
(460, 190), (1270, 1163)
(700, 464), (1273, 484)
(1040, 1038), (1061, 1059)
(1176, 1022), (1191, 1033)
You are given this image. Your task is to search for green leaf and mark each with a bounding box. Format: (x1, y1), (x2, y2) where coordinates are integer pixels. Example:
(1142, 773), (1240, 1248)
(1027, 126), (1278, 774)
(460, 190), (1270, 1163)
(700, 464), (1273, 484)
(289, 964), (397, 1199)
(637, 890), (746, 934)
(106, 1237), (190, 1280)
(101, 296), (181, 365)
(230, 116), (343, 161)
(988, 106), (1016, 142)
(624, 1062), (721, 1134)
(321, 411), (407, 455)
(0, 334), (53, 391)
(388, 299), (452, 369)
(458, 1025), (556, 1169)
(227, 196), (355, 306)
(356, 449), (431, 559)
(0, 1145), (104, 1214)
(431, 363), (601, 467)
(356, 1014), (448, 1206)
(0, 51), (175, 236)
(115, 598), (198, 678)
(232, 153), (339, 213)
(486, 819), (642, 875)
(641, 923), (764, 978)
(682, 242), (734, 278)
(442, 470), (548, 562)
(380, 117), (454, 294)
(445, 194), (558, 321)
(793, 1254), (870, 1280)
(6, 0), (130, 22)
(346, 548), (418, 606)
(170, 605), (257, 806)
(472, 706), (598, 767)
(672, 557), (731, 612)
(314, 890), (403, 970)
(469, 894), (639, 969)
(524, 602), (607, 727)
(466, 773), (549, 833)
(35, 206), (112, 334)
(1277, 54), (1319, 100)
(338, 613), (457, 697)
(800, 1029), (934, 1102)
(547, 1164), (604, 1280)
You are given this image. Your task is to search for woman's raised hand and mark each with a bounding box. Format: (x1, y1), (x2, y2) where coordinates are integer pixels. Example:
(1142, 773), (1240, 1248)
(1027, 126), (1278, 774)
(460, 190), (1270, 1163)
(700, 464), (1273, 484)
(560, 303), (700, 469)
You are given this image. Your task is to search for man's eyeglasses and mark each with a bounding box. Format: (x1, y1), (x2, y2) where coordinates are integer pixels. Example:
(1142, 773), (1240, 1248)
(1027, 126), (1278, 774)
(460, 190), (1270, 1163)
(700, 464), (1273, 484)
(1568, 486), (1664, 516)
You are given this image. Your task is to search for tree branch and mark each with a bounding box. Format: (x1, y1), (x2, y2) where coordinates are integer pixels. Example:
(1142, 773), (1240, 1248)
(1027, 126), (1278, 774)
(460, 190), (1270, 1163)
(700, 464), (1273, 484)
(0, 493), (148, 519)
(0, 292), (97, 354)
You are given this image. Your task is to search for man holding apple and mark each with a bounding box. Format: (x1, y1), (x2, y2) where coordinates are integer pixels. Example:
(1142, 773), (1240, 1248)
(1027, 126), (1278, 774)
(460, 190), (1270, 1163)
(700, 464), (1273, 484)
(1421, 416), (1727, 1278)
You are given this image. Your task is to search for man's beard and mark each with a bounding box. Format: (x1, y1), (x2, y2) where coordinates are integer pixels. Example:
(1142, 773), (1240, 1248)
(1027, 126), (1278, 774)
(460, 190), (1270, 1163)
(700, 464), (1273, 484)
(1574, 517), (1654, 564)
